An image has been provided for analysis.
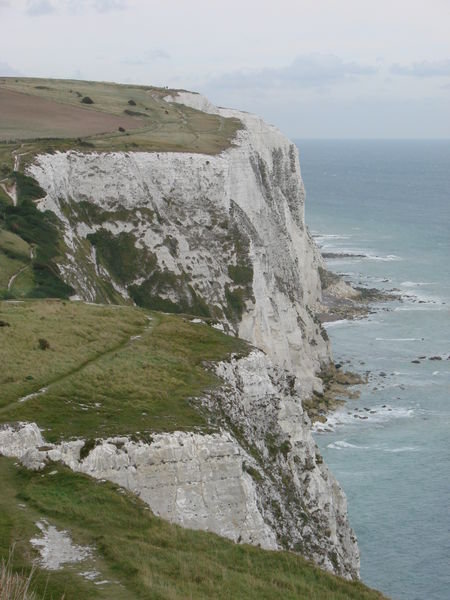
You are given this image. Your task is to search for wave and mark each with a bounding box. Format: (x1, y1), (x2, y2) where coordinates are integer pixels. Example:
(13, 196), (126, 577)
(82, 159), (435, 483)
(394, 305), (448, 312)
(326, 441), (419, 453)
(327, 440), (370, 450)
(323, 319), (350, 328)
(323, 250), (402, 262)
(400, 281), (437, 287)
(312, 233), (351, 241)
(383, 446), (419, 453)
(375, 337), (424, 341)
(366, 254), (402, 262)
(313, 404), (415, 433)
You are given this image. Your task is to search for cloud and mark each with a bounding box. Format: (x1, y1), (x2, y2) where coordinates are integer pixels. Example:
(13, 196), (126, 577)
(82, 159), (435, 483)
(64, 0), (128, 13)
(122, 49), (171, 66)
(92, 0), (127, 11)
(206, 54), (378, 92)
(26, 0), (128, 16)
(26, 0), (55, 16)
(0, 1), (10, 7)
(0, 61), (22, 76)
(391, 59), (450, 78)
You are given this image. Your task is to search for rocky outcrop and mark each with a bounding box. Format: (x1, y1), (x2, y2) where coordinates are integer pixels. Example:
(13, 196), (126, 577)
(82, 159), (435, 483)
(203, 350), (359, 577)
(27, 92), (329, 396)
(0, 349), (359, 579)
(0, 422), (276, 550)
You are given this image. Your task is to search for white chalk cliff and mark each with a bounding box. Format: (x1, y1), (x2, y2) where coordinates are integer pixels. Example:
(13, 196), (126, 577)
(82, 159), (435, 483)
(4, 92), (361, 578)
(28, 91), (329, 396)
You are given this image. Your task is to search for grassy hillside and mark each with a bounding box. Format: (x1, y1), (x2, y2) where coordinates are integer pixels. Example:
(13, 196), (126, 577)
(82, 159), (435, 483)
(0, 302), (389, 599)
(0, 77), (241, 174)
(0, 300), (247, 442)
(0, 456), (388, 600)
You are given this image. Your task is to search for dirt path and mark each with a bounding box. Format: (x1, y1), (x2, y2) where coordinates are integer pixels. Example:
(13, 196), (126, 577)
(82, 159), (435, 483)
(0, 181), (17, 206)
(7, 246), (35, 291)
(7, 265), (28, 290)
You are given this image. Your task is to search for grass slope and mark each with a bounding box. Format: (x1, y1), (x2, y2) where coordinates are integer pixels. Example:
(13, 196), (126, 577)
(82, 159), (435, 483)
(0, 457), (388, 600)
(0, 78), (241, 170)
(0, 302), (389, 598)
(0, 299), (247, 442)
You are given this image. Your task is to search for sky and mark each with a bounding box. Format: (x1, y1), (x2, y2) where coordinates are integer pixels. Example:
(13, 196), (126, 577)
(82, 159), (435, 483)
(1, 0), (450, 139)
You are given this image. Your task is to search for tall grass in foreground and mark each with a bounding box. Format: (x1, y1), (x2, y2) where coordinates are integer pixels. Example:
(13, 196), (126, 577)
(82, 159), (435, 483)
(0, 550), (36, 600)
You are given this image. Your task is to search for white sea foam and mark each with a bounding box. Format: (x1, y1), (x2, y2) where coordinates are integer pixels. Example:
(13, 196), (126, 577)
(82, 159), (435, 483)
(394, 305), (447, 312)
(400, 281), (436, 287)
(324, 251), (402, 263)
(375, 338), (423, 341)
(367, 254), (401, 262)
(326, 441), (419, 453)
(382, 446), (419, 453)
(327, 440), (370, 450)
(323, 319), (350, 328)
(313, 404), (415, 433)
(313, 233), (351, 241)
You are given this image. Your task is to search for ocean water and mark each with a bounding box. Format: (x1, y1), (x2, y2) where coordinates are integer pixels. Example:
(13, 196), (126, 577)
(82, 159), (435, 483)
(296, 140), (450, 600)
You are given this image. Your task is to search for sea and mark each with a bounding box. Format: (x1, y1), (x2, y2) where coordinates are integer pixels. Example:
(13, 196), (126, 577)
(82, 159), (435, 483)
(296, 140), (450, 600)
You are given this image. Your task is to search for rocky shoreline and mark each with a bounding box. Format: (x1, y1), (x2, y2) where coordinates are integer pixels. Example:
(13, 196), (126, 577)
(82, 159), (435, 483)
(317, 266), (398, 323)
(305, 266), (396, 423)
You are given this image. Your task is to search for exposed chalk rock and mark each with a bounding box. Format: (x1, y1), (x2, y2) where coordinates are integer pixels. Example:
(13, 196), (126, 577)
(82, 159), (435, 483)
(30, 520), (93, 570)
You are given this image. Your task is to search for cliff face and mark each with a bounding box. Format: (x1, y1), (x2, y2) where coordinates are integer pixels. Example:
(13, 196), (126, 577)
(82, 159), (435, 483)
(27, 92), (329, 396)
(11, 92), (360, 578)
(0, 349), (359, 578)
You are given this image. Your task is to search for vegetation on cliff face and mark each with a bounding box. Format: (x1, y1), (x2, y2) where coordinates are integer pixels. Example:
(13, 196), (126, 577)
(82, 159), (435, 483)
(0, 172), (73, 300)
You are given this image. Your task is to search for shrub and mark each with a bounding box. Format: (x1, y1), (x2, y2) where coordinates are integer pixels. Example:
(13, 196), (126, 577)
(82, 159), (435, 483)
(81, 96), (94, 104)
(128, 99), (136, 106)
(228, 264), (253, 286)
(38, 338), (50, 350)
(224, 284), (246, 320)
(124, 109), (148, 117)
(118, 126), (126, 132)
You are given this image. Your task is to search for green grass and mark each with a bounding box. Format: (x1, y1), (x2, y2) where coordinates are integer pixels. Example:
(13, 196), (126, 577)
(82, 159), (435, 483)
(0, 77), (242, 165)
(0, 299), (247, 442)
(0, 229), (32, 295)
(0, 457), (388, 600)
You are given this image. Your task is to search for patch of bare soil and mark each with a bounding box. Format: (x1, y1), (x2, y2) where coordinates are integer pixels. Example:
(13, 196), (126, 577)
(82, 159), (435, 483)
(0, 89), (145, 141)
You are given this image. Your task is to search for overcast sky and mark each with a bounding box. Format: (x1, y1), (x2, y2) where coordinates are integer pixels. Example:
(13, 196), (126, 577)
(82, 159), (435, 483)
(1, 0), (449, 138)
